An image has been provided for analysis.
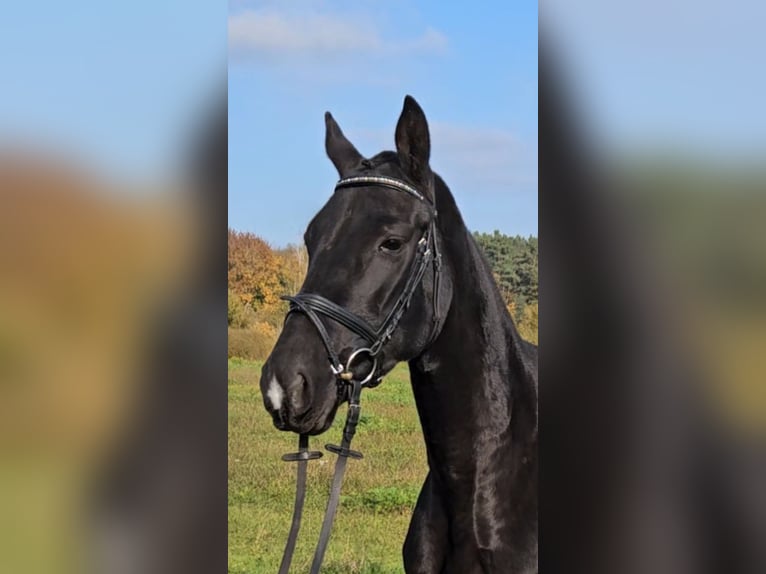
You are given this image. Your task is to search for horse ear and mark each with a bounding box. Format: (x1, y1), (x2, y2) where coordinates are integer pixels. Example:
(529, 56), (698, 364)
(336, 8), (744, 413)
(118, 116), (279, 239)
(325, 112), (363, 177)
(395, 95), (431, 186)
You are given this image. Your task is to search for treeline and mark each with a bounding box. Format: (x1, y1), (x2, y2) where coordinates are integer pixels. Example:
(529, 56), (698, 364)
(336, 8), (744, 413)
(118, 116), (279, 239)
(228, 228), (538, 358)
(473, 231), (538, 342)
(473, 231), (538, 306)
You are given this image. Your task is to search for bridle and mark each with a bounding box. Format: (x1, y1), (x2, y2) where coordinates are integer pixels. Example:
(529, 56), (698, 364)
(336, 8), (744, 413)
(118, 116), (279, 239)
(282, 175), (442, 387)
(276, 175), (443, 574)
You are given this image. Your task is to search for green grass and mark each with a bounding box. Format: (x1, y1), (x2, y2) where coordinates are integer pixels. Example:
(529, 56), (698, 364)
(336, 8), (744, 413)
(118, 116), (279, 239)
(228, 359), (427, 573)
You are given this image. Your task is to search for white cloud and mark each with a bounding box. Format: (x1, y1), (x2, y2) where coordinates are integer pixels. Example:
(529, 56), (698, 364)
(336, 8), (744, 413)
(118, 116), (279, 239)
(397, 27), (448, 55)
(228, 9), (447, 61)
(349, 123), (537, 193)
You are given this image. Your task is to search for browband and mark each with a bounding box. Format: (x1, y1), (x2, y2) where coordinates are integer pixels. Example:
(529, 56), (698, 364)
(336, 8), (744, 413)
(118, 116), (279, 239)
(334, 175), (435, 212)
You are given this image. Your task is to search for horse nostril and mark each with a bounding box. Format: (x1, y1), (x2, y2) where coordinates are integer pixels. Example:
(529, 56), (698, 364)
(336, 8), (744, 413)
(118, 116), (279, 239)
(298, 372), (310, 394)
(292, 372), (312, 413)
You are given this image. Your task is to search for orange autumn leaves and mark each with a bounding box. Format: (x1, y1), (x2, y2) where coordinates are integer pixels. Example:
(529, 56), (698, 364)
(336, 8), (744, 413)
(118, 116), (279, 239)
(228, 230), (285, 309)
(228, 230), (307, 357)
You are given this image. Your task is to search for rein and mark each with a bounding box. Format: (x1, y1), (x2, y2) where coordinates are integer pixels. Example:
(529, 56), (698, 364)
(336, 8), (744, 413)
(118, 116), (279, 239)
(276, 175), (442, 574)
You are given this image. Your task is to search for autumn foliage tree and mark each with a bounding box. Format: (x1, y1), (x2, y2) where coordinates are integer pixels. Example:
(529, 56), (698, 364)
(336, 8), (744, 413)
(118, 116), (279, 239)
(228, 229), (283, 310)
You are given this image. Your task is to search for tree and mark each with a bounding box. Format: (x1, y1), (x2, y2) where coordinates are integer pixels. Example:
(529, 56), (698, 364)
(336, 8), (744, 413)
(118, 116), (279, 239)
(474, 231), (538, 309)
(227, 229), (282, 309)
(275, 243), (308, 296)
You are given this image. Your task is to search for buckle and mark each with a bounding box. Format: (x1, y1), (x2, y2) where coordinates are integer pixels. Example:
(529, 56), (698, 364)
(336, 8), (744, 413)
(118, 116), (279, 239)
(339, 347), (377, 386)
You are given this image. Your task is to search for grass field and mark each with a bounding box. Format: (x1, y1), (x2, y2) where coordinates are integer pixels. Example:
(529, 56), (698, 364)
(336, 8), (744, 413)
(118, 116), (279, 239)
(228, 358), (428, 573)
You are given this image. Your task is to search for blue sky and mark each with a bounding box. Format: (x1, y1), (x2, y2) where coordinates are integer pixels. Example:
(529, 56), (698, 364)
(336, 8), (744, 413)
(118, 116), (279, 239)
(0, 1), (225, 182)
(228, 0), (539, 246)
(541, 0), (766, 160)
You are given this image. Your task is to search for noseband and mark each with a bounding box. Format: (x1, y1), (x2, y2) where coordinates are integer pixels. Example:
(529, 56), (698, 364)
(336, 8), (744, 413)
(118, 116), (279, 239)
(276, 175), (442, 574)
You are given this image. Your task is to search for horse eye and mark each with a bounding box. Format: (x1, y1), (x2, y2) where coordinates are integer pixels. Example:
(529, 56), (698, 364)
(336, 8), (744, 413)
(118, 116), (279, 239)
(379, 238), (403, 252)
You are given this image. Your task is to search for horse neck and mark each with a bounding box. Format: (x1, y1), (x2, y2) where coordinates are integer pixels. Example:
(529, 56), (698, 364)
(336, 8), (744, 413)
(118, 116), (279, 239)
(408, 179), (538, 479)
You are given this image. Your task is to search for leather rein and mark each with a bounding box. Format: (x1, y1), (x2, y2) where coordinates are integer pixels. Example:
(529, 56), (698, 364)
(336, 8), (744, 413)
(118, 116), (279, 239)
(276, 175), (442, 574)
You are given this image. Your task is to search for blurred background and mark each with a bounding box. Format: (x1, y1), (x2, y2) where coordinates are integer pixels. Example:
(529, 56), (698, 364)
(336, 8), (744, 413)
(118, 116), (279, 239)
(0, 2), (226, 573)
(540, 1), (766, 572)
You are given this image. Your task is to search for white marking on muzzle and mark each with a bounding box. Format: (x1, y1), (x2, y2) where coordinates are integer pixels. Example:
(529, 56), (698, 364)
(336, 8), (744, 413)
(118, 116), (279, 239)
(267, 376), (284, 411)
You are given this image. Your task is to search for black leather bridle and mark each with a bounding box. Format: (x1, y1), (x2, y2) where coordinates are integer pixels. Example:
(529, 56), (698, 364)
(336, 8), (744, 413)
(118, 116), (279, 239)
(276, 175), (443, 574)
(282, 175), (442, 387)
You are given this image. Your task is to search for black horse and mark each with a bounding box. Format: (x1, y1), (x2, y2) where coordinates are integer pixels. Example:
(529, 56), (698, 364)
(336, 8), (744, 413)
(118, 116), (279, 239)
(261, 96), (538, 573)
